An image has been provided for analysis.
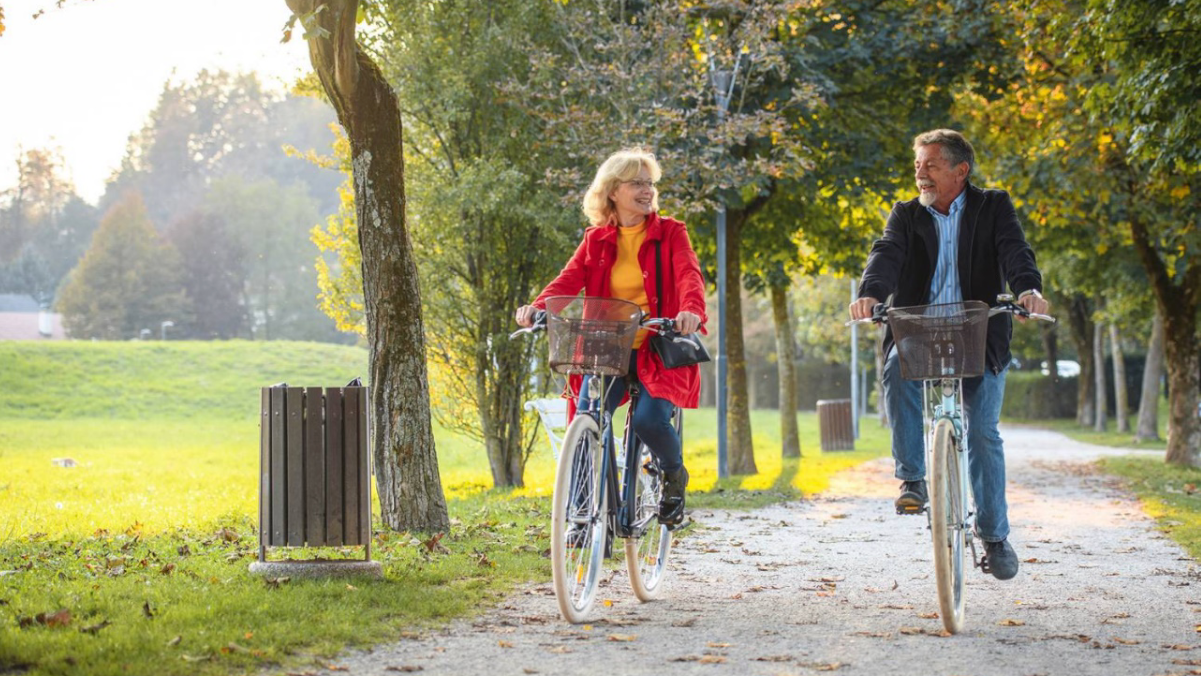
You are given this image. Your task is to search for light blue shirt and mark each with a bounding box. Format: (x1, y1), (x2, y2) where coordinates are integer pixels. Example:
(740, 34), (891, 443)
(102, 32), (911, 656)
(927, 190), (967, 305)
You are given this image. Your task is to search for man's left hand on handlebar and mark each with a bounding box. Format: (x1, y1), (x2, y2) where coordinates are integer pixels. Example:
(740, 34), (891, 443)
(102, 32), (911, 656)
(1016, 289), (1049, 321)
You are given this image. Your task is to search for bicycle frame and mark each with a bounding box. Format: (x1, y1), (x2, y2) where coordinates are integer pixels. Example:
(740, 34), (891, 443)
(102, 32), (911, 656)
(577, 374), (665, 541)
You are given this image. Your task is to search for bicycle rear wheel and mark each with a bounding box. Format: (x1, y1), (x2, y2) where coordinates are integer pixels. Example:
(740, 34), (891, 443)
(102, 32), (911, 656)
(551, 415), (608, 623)
(625, 443), (671, 600)
(930, 418), (967, 633)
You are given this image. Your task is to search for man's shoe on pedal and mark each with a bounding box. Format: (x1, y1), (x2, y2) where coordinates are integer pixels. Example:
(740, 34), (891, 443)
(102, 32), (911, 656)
(980, 538), (1019, 580)
(895, 479), (928, 514)
(658, 466), (689, 527)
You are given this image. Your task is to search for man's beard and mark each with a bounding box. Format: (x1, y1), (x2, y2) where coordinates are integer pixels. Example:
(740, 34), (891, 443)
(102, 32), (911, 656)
(918, 190), (936, 207)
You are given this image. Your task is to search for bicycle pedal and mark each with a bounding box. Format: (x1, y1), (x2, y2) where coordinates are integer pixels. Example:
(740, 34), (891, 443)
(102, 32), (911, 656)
(896, 505), (927, 515)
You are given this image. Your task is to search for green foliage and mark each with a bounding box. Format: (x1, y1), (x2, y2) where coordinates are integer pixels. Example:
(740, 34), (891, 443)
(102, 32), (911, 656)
(1099, 455), (1201, 559)
(166, 212), (247, 339)
(1002, 371), (1078, 420)
(55, 193), (189, 341)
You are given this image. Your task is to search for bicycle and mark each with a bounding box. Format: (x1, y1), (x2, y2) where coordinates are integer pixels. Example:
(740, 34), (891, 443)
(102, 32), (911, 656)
(511, 295), (698, 623)
(848, 293), (1055, 634)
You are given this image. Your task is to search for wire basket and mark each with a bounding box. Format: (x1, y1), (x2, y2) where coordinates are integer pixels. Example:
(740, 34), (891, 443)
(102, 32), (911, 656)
(888, 301), (990, 380)
(545, 296), (642, 376)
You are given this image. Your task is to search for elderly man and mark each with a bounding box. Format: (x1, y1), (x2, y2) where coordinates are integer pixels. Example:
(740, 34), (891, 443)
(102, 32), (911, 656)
(848, 129), (1050, 580)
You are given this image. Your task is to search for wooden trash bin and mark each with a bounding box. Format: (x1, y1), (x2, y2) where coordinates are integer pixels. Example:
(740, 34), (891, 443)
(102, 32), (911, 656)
(816, 398), (855, 452)
(251, 383), (380, 577)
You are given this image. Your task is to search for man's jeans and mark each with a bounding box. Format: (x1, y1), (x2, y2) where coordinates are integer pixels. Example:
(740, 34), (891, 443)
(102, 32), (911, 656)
(882, 346), (1010, 542)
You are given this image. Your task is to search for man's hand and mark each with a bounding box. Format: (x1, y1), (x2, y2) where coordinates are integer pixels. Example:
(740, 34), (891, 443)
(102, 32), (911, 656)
(514, 305), (538, 327)
(1016, 290), (1049, 322)
(849, 297), (880, 321)
(674, 311), (702, 335)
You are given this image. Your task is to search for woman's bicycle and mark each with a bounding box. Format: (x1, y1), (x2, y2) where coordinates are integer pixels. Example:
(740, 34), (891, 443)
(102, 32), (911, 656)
(848, 294), (1054, 633)
(511, 295), (697, 623)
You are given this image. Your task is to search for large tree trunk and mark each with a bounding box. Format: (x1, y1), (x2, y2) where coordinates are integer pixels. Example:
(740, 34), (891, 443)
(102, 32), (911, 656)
(1129, 208), (1201, 467)
(288, 0), (448, 530)
(1068, 295), (1095, 426)
(1135, 311), (1164, 443)
(770, 280), (800, 458)
(1093, 314), (1107, 432)
(725, 211), (757, 475)
(1110, 322), (1129, 433)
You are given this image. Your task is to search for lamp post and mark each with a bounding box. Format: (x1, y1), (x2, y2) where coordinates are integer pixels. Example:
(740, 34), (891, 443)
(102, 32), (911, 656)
(709, 56), (741, 480)
(161, 320), (175, 341)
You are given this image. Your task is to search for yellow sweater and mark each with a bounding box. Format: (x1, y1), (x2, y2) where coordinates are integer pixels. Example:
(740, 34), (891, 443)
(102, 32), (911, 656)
(610, 221), (650, 348)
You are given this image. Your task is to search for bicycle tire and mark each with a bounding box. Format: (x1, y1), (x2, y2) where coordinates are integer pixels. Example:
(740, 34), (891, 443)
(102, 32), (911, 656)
(625, 443), (671, 600)
(930, 418), (967, 633)
(551, 415), (608, 623)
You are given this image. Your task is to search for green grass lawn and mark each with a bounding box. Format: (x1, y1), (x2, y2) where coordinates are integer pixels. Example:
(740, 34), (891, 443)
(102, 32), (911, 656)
(0, 340), (890, 676)
(1015, 396), (1171, 450)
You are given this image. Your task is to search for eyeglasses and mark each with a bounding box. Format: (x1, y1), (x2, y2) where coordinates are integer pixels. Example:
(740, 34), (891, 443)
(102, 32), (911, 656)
(622, 179), (656, 191)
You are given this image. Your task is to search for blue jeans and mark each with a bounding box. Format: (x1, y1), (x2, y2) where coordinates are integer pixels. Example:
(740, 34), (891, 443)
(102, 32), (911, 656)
(882, 347), (1010, 542)
(579, 352), (683, 474)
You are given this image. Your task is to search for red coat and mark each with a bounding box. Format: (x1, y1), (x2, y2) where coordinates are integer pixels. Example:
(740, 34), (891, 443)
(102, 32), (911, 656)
(533, 212), (708, 416)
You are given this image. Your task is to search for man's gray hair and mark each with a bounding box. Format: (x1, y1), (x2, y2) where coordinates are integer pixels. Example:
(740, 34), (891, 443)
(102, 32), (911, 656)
(914, 129), (975, 176)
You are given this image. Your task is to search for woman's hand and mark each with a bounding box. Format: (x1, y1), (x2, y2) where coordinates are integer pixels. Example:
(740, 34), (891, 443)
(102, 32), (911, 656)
(515, 305), (538, 327)
(674, 311), (701, 335)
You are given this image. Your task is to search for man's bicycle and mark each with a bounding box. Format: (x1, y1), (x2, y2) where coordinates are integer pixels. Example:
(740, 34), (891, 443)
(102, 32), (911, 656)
(511, 295), (696, 623)
(848, 294), (1054, 633)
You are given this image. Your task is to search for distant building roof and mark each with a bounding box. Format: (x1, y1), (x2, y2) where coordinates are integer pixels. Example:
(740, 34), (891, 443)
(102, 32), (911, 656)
(0, 294), (41, 312)
(0, 312), (66, 340)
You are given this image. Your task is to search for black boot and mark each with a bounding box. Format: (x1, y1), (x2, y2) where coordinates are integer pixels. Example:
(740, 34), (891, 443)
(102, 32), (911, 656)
(895, 480), (928, 514)
(659, 466), (689, 527)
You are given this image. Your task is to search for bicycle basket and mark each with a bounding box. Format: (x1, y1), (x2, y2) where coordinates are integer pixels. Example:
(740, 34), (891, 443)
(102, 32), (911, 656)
(544, 296), (642, 376)
(888, 301), (990, 380)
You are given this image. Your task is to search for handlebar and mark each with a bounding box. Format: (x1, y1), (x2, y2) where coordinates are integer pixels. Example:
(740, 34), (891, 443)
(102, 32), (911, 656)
(844, 295), (1056, 327)
(509, 312), (703, 350)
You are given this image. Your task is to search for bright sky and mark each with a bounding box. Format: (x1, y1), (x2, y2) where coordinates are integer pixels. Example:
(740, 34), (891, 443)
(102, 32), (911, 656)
(0, 0), (314, 203)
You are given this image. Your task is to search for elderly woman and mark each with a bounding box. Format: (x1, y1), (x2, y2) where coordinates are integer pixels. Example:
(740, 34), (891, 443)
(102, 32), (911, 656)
(515, 147), (707, 524)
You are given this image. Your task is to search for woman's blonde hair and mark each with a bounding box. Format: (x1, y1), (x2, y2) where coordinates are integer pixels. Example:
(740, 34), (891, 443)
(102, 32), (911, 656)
(581, 148), (662, 226)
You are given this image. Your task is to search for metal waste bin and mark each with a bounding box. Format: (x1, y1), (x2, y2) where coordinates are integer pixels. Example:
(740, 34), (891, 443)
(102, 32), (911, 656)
(817, 399), (854, 451)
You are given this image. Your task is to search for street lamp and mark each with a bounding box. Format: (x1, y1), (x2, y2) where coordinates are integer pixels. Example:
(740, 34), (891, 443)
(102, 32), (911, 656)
(161, 320), (175, 341)
(709, 55), (742, 480)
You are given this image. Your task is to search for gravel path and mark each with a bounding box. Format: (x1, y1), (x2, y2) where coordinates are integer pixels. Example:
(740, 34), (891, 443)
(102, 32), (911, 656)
(310, 427), (1199, 676)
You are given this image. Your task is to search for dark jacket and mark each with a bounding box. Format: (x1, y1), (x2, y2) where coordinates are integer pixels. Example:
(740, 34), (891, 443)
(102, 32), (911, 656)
(857, 182), (1042, 374)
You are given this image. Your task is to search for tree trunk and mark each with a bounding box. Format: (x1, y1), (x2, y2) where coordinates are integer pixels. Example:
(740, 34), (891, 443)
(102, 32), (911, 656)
(1135, 311), (1164, 443)
(1110, 322), (1129, 433)
(725, 211), (757, 475)
(1093, 314), (1107, 432)
(288, 0), (449, 531)
(1068, 295), (1095, 426)
(1128, 207), (1201, 467)
(770, 281), (800, 458)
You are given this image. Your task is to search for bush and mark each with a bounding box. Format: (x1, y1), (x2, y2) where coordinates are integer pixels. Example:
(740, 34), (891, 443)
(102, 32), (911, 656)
(1003, 371), (1077, 419)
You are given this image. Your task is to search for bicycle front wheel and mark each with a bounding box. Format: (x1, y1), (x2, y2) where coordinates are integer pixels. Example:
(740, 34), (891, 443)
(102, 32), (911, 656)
(930, 418), (967, 633)
(625, 444), (671, 600)
(551, 415), (608, 623)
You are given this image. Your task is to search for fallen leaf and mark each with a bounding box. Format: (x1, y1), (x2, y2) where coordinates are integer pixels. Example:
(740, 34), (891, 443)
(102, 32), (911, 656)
(671, 618), (697, 627)
(1172, 659), (1201, 666)
(385, 667), (424, 673)
(603, 600), (613, 607)
(80, 620), (111, 635)
(998, 619), (1025, 626)
(143, 602), (155, 619)
(1111, 637), (1140, 645)
(1164, 644), (1196, 651)
(753, 655), (794, 662)
(217, 527), (240, 543)
(730, 593), (743, 600)
(326, 666), (349, 672)
(546, 646), (573, 654)
(918, 612), (939, 620)
(706, 642), (731, 648)
(264, 576), (291, 589)
(698, 656), (726, 664)
(160, 563), (176, 575)
(522, 670), (538, 675)
(167, 635), (182, 647)
(607, 634), (637, 642)
(498, 640), (514, 648)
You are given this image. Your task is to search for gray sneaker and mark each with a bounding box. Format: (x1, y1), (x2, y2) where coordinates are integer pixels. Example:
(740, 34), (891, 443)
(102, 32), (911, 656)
(895, 480), (928, 514)
(981, 539), (1019, 580)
